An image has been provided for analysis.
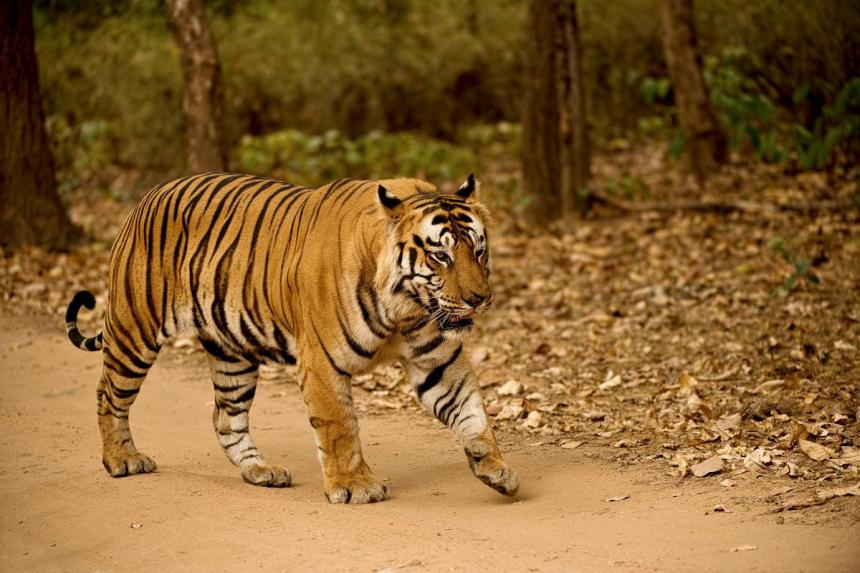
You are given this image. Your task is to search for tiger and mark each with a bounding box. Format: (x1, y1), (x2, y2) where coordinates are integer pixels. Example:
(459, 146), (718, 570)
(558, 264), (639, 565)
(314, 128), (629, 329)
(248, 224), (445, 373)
(65, 172), (519, 504)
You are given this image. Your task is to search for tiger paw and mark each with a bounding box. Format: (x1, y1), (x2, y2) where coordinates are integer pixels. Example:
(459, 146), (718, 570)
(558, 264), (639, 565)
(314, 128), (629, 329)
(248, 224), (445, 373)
(325, 474), (389, 504)
(466, 450), (519, 496)
(103, 451), (157, 477)
(242, 462), (292, 487)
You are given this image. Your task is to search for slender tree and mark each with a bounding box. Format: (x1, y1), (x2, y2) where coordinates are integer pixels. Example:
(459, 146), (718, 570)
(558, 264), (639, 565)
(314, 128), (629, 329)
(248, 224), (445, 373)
(557, 0), (590, 215)
(166, 0), (227, 173)
(659, 0), (725, 180)
(522, 0), (591, 224)
(0, 0), (81, 249)
(522, 0), (561, 224)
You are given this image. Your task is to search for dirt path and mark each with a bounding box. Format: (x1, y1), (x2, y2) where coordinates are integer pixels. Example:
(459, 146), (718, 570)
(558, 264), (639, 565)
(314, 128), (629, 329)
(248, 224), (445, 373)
(1, 312), (857, 573)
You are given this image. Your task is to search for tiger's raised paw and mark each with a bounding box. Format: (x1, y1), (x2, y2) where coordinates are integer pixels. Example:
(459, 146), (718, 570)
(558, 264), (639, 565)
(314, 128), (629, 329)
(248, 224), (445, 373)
(103, 452), (157, 477)
(242, 462), (292, 487)
(467, 451), (519, 496)
(325, 476), (389, 504)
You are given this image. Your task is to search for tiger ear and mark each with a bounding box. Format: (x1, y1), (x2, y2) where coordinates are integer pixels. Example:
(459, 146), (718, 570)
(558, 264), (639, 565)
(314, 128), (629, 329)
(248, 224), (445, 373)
(456, 173), (480, 201)
(377, 184), (404, 218)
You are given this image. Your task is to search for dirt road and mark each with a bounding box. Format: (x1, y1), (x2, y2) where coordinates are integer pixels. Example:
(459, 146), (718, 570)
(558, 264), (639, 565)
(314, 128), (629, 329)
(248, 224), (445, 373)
(1, 311), (857, 572)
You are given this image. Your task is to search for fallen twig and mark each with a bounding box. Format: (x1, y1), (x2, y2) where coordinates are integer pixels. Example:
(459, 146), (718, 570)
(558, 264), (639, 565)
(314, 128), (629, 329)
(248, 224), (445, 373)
(590, 191), (857, 215)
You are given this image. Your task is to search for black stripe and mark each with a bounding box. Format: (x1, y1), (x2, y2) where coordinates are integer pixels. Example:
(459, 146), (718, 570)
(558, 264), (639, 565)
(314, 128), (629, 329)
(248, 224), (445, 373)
(216, 363), (258, 377)
(106, 376), (141, 400)
(432, 379), (459, 416)
(221, 384), (257, 405)
(417, 346), (462, 397)
(97, 387), (129, 415)
(313, 325), (350, 377)
(103, 350), (147, 379)
(356, 284), (389, 338)
(337, 313), (375, 358)
(438, 378), (467, 424)
(103, 334), (152, 369)
(412, 335), (445, 356)
(221, 435), (245, 447)
(396, 242), (406, 266)
(200, 338), (239, 363)
(448, 391), (475, 427)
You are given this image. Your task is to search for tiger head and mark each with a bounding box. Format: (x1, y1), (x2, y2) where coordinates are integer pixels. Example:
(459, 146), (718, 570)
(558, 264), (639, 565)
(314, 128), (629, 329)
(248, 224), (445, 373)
(378, 175), (492, 333)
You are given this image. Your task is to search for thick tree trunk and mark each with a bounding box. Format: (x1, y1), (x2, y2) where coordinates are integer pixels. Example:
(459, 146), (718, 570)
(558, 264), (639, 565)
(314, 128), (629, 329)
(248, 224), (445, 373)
(166, 0), (227, 173)
(557, 0), (590, 216)
(659, 0), (726, 181)
(522, 0), (561, 224)
(0, 0), (81, 249)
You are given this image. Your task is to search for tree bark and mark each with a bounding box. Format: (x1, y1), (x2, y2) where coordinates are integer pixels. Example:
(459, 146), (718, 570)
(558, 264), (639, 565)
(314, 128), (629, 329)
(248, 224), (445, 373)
(557, 0), (590, 216)
(522, 0), (561, 224)
(0, 0), (81, 249)
(166, 0), (227, 173)
(659, 0), (726, 181)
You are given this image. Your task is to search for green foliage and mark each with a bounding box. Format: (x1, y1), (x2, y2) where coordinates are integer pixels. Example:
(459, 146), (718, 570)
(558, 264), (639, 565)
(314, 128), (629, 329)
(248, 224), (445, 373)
(47, 116), (116, 196)
(603, 172), (650, 200)
(36, 9), (183, 174)
(768, 236), (820, 297)
(640, 76), (671, 107)
(641, 46), (859, 170)
(236, 129), (475, 187)
(704, 49), (786, 163)
(637, 75), (674, 141)
(793, 78), (860, 170)
(33, 0), (860, 186)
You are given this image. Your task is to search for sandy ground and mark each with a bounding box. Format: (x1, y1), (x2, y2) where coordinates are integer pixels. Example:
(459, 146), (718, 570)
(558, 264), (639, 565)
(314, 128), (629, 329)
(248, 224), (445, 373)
(1, 311), (858, 573)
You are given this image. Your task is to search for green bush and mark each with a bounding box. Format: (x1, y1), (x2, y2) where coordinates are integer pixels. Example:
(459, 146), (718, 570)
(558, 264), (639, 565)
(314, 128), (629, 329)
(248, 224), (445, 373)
(36, 5), (183, 174)
(641, 46), (859, 170)
(33, 0), (860, 183)
(705, 48), (787, 163)
(793, 78), (860, 170)
(236, 129), (475, 186)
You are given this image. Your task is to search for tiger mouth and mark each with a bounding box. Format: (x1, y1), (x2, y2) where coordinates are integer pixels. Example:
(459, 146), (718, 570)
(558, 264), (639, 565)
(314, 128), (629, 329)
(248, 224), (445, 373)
(435, 311), (475, 331)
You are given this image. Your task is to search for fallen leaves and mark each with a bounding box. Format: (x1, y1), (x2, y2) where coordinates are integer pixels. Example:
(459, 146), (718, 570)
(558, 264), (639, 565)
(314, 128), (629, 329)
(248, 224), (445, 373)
(798, 439), (835, 462)
(816, 483), (860, 501)
(522, 411), (543, 429)
(496, 379), (524, 397)
(692, 455), (724, 478)
(560, 440), (583, 450)
(767, 481), (859, 512)
(598, 370), (622, 391)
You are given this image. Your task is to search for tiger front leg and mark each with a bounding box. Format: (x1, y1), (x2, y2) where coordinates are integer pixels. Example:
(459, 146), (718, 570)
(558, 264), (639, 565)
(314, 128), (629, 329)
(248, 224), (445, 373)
(407, 342), (519, 496)
(298, 359), (388, 504)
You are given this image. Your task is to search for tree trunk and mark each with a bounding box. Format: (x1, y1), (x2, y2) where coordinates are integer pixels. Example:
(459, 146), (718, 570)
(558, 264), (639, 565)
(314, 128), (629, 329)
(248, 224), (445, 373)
(557, 0), (591, 216)
(522, 0), (561, 224)
(659, 0), (726, 181)
(166, 0), (227, 173)
(0, 0), (81, 249)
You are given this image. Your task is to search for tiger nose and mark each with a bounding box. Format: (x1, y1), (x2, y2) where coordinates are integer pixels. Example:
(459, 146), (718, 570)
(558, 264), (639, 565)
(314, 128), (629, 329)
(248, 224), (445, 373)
(463, 292), (488, 308)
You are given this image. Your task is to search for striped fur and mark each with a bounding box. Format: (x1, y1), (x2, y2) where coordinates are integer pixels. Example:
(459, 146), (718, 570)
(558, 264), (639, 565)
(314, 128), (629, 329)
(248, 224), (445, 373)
(65, 172), (518, 503)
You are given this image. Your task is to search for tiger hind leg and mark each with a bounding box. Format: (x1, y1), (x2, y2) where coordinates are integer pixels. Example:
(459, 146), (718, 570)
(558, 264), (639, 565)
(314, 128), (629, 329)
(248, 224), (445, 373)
(97, 345), (159, 477)
(203, 341), (291, 487)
